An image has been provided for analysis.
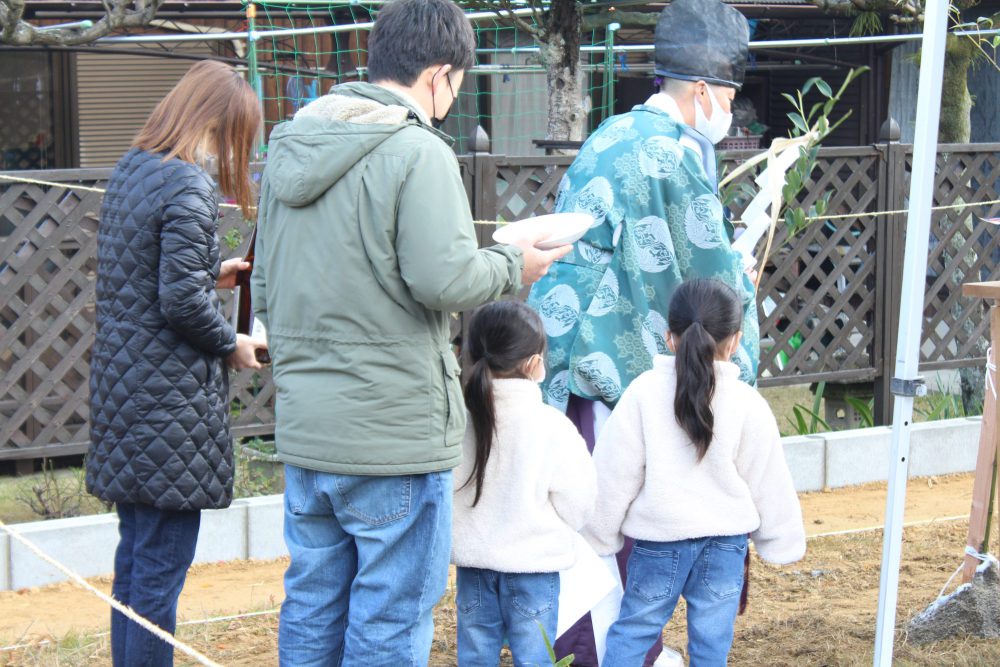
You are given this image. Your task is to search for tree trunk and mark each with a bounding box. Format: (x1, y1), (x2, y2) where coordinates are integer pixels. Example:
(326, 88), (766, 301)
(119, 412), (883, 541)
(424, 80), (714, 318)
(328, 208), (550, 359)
(940, 35), (984, 416)
(540, 0), (585, 143)
(939, 35), (975, 144)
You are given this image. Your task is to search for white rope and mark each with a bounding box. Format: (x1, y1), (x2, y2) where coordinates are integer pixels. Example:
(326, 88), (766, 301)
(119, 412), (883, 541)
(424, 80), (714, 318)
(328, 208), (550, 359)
(964, 544), (991, 561)
(986, 346), (997, 400)
(806, 514), (967, 540)
(0, 519), (224, 667)
(0, 173), (242, 211)
(4, 172), (1000, 226)
(0, 608), (281, 654)
(935, 549), (996, 599)
(937, 563), (965, 599)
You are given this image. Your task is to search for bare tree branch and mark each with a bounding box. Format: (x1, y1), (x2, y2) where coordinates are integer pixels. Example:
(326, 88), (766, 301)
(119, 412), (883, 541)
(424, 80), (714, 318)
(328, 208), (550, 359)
(461, 0), (541, 40)
(0, 0), (166, 46)
(807, 0), (925, 19)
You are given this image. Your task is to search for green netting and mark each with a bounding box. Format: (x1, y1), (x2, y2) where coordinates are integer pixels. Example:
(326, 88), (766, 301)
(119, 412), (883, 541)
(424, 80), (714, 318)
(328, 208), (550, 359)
(247, 1), (617, 154)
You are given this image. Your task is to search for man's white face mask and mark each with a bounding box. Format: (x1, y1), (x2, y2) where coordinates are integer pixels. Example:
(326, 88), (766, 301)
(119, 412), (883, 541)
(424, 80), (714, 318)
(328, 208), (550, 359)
(694, 84), (733, 145)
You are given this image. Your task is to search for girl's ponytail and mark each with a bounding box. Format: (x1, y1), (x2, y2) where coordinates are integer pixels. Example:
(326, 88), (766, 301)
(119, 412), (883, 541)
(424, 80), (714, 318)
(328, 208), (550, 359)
(667, 279), (744, 460)
(674, 320), (719, 460)
(462, 356), (496, 507)
(461, 300), (547, 506)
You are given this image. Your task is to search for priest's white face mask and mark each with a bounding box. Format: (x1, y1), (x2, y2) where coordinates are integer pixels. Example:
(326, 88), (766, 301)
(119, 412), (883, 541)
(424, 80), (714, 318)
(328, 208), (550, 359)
(694, 83), (734, 145)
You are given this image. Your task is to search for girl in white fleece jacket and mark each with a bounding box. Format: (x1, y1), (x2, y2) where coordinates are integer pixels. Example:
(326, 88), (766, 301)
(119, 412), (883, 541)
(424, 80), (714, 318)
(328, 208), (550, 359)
(586, 279), (805, 667)
(452, 300), (597, 667)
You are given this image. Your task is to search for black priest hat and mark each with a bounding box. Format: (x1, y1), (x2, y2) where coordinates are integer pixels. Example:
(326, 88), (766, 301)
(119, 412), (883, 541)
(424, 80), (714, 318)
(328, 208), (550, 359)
(654, 0), (750, 90)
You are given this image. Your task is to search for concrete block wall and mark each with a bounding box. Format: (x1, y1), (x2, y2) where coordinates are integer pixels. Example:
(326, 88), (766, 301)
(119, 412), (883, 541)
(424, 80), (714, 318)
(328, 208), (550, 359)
(1, 497), (285, 591)
(0, 416), (985, 591)
(781, 416), (982, 493)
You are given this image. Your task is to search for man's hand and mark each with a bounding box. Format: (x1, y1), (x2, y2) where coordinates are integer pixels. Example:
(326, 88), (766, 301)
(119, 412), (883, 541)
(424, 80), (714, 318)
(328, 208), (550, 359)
(227, 334), (267, 370)
(217, 258), (250, 290)
(513, 231), (573, 286)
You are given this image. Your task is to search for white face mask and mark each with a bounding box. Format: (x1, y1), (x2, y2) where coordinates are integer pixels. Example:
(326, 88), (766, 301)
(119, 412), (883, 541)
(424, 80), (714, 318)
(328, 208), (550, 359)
(529, 354), (546, 384)
(693, 85), (733, 145)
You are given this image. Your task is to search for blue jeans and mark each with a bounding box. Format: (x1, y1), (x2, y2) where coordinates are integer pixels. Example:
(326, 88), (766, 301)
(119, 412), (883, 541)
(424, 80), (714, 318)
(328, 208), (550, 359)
(111, 502), (201, 667)
(456, 567), (560, 667)
(279, 465), (452, 667)
(603, 535), (748, 667)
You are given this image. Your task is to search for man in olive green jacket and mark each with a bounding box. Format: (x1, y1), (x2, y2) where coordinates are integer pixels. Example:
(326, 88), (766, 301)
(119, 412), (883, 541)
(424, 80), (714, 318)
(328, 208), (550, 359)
(251, 0), (568, 663)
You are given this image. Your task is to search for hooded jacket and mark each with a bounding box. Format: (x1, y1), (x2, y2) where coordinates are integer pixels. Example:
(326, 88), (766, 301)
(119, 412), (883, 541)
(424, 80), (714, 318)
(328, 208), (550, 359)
(252, 82), (524, 475)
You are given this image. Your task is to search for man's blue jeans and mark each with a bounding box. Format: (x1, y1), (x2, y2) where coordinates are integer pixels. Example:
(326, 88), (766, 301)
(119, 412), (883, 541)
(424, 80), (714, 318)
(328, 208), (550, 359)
(603, 535), (748, 667)
(111, 502), (201, 667)
(278, 465), (452, 666)
(455, 567), (560, 667)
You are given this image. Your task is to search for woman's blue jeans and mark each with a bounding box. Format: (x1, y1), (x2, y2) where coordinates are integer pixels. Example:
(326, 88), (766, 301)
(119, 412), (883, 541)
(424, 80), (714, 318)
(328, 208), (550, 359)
(603, 534), (748, 667)
(111, 502), (201, 667)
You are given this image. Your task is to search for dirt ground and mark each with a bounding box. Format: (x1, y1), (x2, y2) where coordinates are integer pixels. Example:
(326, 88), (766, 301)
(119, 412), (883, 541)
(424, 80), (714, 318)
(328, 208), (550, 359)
(1, 473), (994, 666)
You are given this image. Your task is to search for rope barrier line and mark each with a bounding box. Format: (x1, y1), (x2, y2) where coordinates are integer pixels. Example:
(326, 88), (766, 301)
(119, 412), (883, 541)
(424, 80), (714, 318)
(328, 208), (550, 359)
(0, 608), (282, 654)
(0, 519), (224, 667)
(0, 512), (972, 655)
(806, 514), (967, 540)
(4, 172), (1000, 227)
(0, 173), (243, 211)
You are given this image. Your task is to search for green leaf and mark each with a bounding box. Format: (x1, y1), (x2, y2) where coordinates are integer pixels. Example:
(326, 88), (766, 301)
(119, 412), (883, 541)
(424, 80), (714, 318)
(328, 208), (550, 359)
(222, 228), (243, 251)
(811, 381), (826, 428)
(815, 79), (833, 98)
(801, 77), (822, 97)
(789, 406), (809, 435)
(788, 112), (809, 134)
(845, 396), (875, 428)
(786, 170), (802, 191)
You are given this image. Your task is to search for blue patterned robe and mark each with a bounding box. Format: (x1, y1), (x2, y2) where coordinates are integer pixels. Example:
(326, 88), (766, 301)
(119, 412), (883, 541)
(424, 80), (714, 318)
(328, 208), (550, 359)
(527, 105), (760, 410)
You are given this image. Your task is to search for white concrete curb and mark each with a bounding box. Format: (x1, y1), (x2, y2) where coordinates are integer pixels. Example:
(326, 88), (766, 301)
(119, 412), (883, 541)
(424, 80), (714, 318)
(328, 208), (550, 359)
(0, 416), (984, 591)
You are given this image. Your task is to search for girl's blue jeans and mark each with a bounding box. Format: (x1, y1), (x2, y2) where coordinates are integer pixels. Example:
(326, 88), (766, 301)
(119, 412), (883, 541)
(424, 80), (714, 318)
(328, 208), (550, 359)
(603, 534), (749, 667)
(456, 567), (561, 667)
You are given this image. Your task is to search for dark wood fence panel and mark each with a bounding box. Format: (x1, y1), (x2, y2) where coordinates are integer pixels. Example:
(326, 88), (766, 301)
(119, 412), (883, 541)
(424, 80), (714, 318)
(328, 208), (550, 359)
(916, 145), (1000, 372)
(0, 170), (274, 461)
(3, 143), (1000, 460)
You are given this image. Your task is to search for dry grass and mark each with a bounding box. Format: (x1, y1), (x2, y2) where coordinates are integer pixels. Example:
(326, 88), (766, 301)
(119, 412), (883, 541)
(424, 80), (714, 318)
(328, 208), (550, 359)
(4, 521), (1000, 666)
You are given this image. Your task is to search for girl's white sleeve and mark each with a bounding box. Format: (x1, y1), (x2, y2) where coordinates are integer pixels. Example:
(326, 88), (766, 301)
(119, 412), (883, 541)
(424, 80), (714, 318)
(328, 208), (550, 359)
(581, 388), (647, 556)
(735, 395), (806, 565)
(548, 417), (598, 532)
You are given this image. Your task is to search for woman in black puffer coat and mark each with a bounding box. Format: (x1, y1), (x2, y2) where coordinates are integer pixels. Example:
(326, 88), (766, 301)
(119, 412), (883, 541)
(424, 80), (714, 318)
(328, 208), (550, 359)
(86, 61), (267, 667)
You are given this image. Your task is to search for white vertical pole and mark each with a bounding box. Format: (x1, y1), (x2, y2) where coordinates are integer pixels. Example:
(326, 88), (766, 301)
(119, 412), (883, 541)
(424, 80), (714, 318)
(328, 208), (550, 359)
(873, 0), (949, 664)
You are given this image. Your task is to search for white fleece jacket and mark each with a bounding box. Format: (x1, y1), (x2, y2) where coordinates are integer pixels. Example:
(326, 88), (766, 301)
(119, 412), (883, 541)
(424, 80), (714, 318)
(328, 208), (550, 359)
(452, 379), (598, 573)
(584, 356), (806, 565)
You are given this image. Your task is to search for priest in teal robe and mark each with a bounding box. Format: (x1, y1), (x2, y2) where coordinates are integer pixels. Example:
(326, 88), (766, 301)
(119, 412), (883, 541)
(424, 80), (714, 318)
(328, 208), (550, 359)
(527, 8), (758, 415)
(527, 0), (759, 663)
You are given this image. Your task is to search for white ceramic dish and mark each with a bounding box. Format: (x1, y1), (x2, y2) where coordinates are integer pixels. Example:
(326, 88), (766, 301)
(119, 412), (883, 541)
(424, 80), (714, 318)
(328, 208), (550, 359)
(492, 212), (594, 250)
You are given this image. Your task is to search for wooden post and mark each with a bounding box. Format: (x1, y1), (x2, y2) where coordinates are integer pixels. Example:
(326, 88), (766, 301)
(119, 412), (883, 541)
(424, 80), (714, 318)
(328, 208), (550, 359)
(960, 281), (1000, 582)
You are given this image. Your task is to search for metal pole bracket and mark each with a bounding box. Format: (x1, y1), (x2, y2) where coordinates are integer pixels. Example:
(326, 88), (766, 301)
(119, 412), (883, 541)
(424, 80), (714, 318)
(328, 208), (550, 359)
(890, 376), (927, 397)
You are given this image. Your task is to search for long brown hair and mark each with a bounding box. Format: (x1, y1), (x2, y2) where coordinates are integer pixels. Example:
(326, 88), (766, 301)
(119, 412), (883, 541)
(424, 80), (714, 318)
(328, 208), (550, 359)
(461, 301), (547, 506)
(133, 60), (261, 219)
(668, 279), (743, 461)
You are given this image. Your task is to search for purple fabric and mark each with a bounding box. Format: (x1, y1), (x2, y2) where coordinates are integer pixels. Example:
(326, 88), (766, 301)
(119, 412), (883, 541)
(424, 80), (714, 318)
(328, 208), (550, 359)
(556, 395), (663, 667)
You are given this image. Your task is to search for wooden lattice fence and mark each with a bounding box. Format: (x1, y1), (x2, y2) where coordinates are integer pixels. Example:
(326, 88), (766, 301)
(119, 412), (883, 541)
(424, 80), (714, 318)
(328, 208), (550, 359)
(3, 142), (1000, 461)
